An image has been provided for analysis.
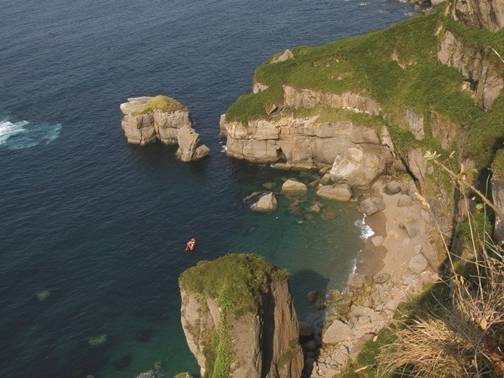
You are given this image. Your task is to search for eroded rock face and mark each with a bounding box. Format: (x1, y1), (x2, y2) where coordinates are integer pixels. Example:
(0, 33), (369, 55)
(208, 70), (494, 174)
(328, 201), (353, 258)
(450, 0), (504, 32)
(179, 255), (303, 378)
(120, 96), (209, 162)
(438, 29), (503, 110)
(221, 113), (392, 186)
(283, 85), (381, 115)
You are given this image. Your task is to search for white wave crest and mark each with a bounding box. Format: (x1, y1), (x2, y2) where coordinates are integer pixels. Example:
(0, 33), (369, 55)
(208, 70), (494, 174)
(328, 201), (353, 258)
(354, 215), (375, 240)
(0, 117), (62, 150)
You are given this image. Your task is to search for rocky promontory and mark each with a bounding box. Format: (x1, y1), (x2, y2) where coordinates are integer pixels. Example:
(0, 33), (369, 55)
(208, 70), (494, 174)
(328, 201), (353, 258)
(218, 0), (504, 375)
(120, 96), (209, 162)
(179, 254), (303, 378)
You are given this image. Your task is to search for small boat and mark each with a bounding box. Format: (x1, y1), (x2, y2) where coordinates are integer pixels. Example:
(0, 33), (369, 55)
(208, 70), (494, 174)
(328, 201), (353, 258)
(185, 238), (196, 252)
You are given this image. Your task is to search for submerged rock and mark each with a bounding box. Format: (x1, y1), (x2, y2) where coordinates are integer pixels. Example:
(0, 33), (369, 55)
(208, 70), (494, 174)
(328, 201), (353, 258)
(88, 334), (107, 347)
(316, 184), (352, 202)
(281, 179), (308, 194)
(179, 254), (303, 378)
(120, 96), (209, 162)
(36, 290), (50, 302)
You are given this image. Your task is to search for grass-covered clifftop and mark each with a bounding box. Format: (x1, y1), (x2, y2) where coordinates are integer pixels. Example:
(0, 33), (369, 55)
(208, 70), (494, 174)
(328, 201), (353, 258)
(226, 4), (504, 168)
(138, 95), (186, 114)
(179, 253), (287, 316)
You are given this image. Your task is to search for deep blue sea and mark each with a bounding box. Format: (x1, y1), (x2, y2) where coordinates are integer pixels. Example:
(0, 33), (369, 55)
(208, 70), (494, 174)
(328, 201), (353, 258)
(0, 0), (414, 376)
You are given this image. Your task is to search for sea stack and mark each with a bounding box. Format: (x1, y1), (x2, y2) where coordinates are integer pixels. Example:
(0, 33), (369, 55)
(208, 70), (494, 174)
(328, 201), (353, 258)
(179, 254), (303, 378)
(120, 95), (209, 162)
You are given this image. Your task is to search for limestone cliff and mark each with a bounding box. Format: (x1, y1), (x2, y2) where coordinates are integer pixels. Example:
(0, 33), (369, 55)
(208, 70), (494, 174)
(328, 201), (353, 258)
(179, 254), (303, 378)
(120, 96), (209, 162)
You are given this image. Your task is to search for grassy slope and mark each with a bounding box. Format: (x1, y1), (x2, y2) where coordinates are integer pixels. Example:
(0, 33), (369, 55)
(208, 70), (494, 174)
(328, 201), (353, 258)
(226, 6), (504, 168)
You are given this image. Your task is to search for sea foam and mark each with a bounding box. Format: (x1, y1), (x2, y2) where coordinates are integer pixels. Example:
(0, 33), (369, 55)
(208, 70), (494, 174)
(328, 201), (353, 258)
(0, 117), (62, 150)
(354, 215), (375, 240)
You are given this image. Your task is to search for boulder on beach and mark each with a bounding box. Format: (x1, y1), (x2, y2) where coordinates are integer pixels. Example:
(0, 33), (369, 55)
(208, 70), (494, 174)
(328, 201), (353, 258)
(251, 192), (278, 213)
(358, 196), (385, 215)
(316, 184), (352, 202)
(281, 179), (308, 194)
(384, 180), (402, 195)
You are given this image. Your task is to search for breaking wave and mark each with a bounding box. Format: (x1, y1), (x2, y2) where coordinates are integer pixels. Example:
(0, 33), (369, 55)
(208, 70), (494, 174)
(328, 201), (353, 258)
(354, 215), (375, 240)
(0, 116), (62, 150)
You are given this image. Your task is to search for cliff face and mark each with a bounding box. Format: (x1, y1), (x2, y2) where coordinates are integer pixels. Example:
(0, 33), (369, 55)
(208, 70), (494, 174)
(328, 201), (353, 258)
(220, 86), (393, 188)
(179, 254), (303, 378)
(438, 29), (503, 110)
(450, 0), (504, 32)
(120, 96), (209, 162)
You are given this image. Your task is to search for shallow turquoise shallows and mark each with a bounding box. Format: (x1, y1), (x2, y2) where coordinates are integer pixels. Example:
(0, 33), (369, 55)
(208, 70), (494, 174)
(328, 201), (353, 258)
(0, 0), (414, 376)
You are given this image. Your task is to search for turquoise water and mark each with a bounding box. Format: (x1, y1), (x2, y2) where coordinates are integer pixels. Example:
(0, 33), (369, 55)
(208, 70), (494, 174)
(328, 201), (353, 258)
(0, 0), (414, 376)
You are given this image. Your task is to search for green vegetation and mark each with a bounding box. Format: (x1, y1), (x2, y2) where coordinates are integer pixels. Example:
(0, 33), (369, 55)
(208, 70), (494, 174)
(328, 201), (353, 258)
(492, 149), (504, 176)
(180, 254), (288, 378)
(179, 253), (287, 316)
(138, 95), (186, 114)
(225, 4), (504, 168)
(333, 282), (451, 377)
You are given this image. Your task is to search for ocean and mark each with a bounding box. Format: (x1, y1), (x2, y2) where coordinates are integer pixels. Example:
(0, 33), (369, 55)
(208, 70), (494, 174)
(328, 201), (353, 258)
(0, 0), (413, 376)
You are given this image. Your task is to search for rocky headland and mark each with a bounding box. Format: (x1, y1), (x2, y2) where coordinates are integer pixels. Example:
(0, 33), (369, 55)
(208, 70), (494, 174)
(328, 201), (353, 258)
(215, 0), (504, 375)
(120, 95), (209, 162)
(179, 254), (303, 378)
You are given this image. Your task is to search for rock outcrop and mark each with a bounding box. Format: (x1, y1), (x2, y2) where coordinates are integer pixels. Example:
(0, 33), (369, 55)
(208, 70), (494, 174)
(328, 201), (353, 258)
(179, 254), (303, 378)
(120, 96), (209, 161)
(450, 0), (504, 32)
(438, 29), (503, 110)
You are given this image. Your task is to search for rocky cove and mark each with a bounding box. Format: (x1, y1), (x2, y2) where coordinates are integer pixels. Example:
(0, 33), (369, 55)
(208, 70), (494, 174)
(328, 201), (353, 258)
(164, 1), (504, 377)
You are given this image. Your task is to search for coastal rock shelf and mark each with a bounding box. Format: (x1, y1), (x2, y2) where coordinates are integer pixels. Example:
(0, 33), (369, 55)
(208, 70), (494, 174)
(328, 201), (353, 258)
(120, 96), (209, 162)
(179, 254), (303, 378)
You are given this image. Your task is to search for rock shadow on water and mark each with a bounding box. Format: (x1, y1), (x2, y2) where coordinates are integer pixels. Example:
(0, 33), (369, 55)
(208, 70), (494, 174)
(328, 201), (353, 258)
(289, 269), (330, 377)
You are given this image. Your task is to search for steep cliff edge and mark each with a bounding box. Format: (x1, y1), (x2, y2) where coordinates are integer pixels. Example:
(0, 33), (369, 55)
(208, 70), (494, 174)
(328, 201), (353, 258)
(179, 254), (303, 378)
(120, 96), (209, 162)
(219, 1), (504, 375)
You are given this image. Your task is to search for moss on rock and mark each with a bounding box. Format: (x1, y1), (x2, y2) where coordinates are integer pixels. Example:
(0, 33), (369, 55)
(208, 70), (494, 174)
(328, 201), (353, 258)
(179, 253), (288, 316)
(138, 95), (186, 114)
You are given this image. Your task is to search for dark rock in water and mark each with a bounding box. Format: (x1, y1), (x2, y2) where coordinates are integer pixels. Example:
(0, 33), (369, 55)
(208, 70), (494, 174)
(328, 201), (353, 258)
(306, 290), (319, 304)
(303, 339), (318, 352)
(244, 224), (259, 235)
(299, 321), (314, 338)
(262, 181), (276, 190)
(135, 329), (153, 343)
(321, 208), (338, 221)
(113, 355), (132, 371)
